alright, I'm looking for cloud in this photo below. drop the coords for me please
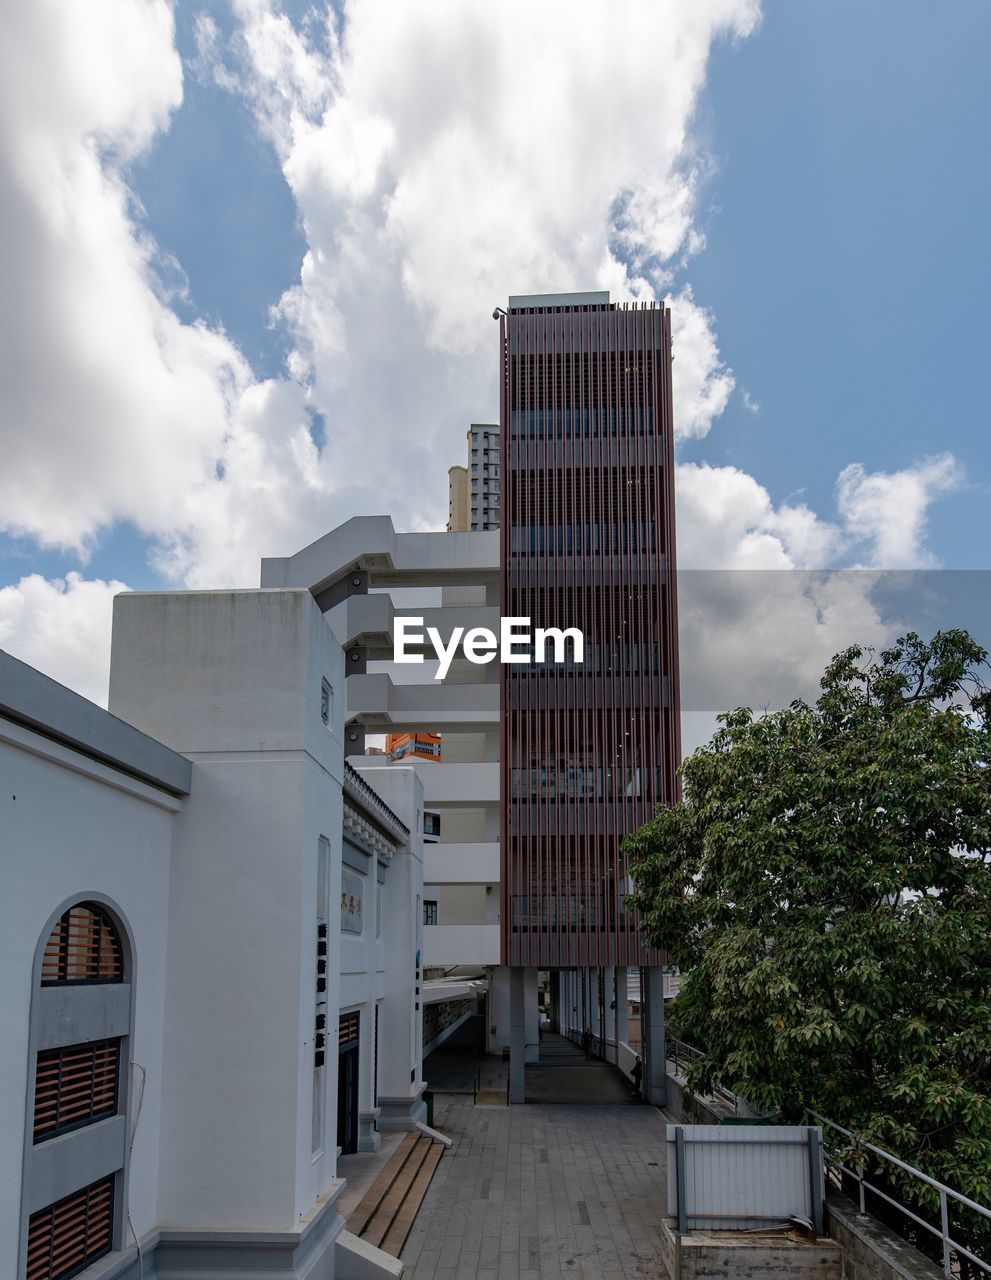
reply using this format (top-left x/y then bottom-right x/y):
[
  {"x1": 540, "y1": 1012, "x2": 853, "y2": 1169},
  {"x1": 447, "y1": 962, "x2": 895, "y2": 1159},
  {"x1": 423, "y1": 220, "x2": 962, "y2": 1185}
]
[
  {"x1": 223, "y1": 0, "x2": 756, "y2": 485},
  {"x1": 836, "y1": 453, "x2": 964, "y2": 569},
  {"x1": 0, "y1": 1, "x2": 966, "y2": 716},
  {"x1": 0, "y1": 573, "x2": 127, "y2": 706}
]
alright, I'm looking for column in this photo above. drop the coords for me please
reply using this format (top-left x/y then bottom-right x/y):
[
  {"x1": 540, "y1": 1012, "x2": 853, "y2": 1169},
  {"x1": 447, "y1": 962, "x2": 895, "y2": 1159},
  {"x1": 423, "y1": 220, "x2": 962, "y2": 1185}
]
[
  {"x1": 550, "y1": 972, "x2": 561, "y2": 1033},
  {"x1": 642, "y1": 965, "x2": 667, "y2": 1107},
  {"x1": 615, "y1": 966, "x2": 629, "y2": 1048},
  {"x1": 524, "y1": 966, "x2": 539, "y2": 1063},
  {"x1": 603, "y1": 966, "x2": 617, "y2": 1064},
  {"x1": 509, "y1": 966, "x2": 525, "y2": 1104}
]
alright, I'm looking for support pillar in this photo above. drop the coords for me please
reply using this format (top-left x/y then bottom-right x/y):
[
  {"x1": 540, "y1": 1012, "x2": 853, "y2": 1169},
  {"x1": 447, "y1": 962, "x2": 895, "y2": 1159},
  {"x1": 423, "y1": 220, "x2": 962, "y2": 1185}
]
[
  {"x1": 615, "y1": 966, "x2": 629, "y2": 1048},
  {"x1": 509, "y1": 966, "x2": 525, "y2": 1104},
  {"x1": 549, "y1": 972, "x2": 561, "y2": 1033},
  {"x1": 642, "y1": 965, "x2": 667, "y2": 1107},
  {"x1": 603, "y1": 967, "x2": 617, "y2": 1063},
  {"x1": 524, "y1": 966, "x2": 539, "y2": 1063}
]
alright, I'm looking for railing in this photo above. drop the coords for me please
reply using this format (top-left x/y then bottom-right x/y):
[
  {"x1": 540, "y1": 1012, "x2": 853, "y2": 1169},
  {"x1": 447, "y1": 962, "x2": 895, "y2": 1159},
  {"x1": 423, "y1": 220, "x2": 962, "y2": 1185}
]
[
  {"x1": 667, "y1": 1036, "x2": 745, "y2": 1116},
  {"x1": 807, "y1": 1109, "x2": 991, "y2": 1278}
]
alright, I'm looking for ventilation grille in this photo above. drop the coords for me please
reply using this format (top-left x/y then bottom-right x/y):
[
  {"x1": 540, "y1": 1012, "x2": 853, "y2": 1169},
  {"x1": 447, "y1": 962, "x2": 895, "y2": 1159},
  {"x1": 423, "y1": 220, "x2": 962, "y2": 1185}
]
[
  {"x1": 339, "y1": 1012, "x2": 360, "y2": 1048},
  {"x1": 34, "y1": 1040, "x2": 120, "y2": 1142},
  {"x1": 26, "y1": 1175, "x2": 113, "y2": 1280},
  {"x1": 41, "y1": 904, "x2": 124, "y2": 985}
]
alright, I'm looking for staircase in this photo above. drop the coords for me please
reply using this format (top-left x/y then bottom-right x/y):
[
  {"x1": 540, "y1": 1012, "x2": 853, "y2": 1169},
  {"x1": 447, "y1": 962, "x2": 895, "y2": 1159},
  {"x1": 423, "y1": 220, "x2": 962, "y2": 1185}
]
[{"x1": 345, "y1": 1133, "x2": 445, "y2": 1258}]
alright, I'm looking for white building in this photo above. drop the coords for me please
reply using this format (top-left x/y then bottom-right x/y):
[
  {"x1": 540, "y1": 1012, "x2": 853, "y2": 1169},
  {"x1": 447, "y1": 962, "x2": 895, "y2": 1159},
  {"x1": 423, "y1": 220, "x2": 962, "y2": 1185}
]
[
  {"x1": 261, "y1": 516, "x2": 540, "y2": 1059},
  {"x1": 1, "y1": 586, "x2": 426, "y2": 1280}
]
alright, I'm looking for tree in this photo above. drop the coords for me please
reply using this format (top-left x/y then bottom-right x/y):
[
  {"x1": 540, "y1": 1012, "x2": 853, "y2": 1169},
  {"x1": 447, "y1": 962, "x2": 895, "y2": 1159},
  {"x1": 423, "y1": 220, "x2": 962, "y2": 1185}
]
[{"x1": 625, "y1": 630, "x2": 991, "y2": 1212}]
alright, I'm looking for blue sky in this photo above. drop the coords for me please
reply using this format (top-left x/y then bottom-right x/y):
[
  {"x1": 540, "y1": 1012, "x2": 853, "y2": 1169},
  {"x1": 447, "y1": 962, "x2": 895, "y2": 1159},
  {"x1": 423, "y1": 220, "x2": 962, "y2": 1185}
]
[
  {"x1": 681, "y1": 0, "x2": 990, "y2": 568},
  {"x1": 1, "y1": 0, "x2": 988, "y2": 701}
]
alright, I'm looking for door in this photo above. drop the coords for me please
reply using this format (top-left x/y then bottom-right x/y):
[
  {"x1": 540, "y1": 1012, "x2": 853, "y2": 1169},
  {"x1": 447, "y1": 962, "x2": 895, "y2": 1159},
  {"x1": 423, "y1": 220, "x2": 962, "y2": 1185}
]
[{"x1": 337, "y1": 1011, "x2": 360, "y2": 1155}]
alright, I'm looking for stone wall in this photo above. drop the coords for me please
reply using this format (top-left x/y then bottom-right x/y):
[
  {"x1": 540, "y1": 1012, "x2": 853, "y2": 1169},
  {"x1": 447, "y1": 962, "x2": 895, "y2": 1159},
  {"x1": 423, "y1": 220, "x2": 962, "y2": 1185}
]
[
  {"x1": 826, "y1": 1194, "x2": 944, "y2": 1280},
  {"x1": 422, "y1": 998, "x2": 473, "y2": 1054}
]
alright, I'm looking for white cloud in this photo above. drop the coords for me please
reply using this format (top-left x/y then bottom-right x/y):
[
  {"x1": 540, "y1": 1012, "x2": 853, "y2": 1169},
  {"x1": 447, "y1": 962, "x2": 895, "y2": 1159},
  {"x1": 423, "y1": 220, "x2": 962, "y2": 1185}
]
[
  {"x1": 225, "y1": 0, "x2": 755, "y2": 484},
  {"x1": 0, "y1": 573, "x2": 127, "y2": 706},
  {"x1": 836, "y1": 453, "x2": 964, "y2": 569},
  {"x1": 0, "y1": 1, "x2": 967, "y2": 714}
]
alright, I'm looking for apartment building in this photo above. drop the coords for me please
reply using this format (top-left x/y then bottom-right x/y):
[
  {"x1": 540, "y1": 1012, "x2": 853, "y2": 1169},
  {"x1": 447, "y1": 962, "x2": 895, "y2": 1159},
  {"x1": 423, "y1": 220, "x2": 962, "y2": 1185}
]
[{"x1": 447, "y1": 423, "x2": 501, "y2": 532}]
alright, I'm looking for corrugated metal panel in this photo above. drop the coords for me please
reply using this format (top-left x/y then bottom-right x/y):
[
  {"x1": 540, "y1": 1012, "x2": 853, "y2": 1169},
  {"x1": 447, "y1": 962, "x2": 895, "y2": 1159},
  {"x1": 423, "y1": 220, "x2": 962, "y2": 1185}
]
[{"x1": 666, "y1": 1125, "x2": 824, "y2": 1231}]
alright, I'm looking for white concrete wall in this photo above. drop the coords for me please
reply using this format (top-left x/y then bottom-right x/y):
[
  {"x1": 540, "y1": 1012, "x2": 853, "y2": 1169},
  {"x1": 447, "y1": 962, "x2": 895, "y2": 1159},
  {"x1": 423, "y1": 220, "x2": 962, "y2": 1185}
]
[
  {"x1": 350, "y1": 767, "x2": 425, "y2": 1130},
  {"x1": 110, "y1": 588, "x2": 346, "y2": 1231},
  {"x1": 0, "y1": 719, "x2": 178, "y2": 1275},
  {"x1": 423, "y1": 924, "x2": 500, "y2": 967}
]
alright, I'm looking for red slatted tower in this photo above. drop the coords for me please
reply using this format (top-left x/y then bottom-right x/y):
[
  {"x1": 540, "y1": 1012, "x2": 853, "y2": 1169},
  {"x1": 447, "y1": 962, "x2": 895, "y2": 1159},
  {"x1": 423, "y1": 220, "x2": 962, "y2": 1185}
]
[{"x1": 499, "y1": 294, "x2": 681, "y2": 969}]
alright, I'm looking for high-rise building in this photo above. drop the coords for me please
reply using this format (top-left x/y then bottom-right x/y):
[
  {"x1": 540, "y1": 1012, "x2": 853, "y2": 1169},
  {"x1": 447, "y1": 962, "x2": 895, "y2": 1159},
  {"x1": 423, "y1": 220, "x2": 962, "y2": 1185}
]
[
  {"x1": 498, "y1": 292, "x2": 682, "y2": 975},
  {"x1": 447, "y1": 423, "x2": 500, "y2": 531},
  {"x1": 386, "y1": 731, "x2": 442, "y2": 763}
]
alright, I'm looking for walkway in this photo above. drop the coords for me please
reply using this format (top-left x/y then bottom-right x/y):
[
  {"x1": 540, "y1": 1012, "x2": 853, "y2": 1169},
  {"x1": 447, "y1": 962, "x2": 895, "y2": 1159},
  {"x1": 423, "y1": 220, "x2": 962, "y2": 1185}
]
[
  {"x1": 424, "y1": 1015, "x2": 490, "y2": 1092},
  {"x1": 400, "y1": 1095, "x2": 668, "y2": 1279},
  {"x1": 525, "y1": 1033, "x2": 637, "y2": 1105}
]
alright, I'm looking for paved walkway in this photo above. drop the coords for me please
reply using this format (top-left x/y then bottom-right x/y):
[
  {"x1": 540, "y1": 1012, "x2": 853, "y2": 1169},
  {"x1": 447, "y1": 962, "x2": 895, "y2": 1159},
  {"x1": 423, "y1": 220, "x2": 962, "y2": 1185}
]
[
  {"x1": 400, "y1": 1096, "x2": 668, "y2": 1279},
  {"x1": 425, "y1": 1016, "x2": 490, "y2": 1092},
  {"x1": 525, "y1": 1033, "x2": 637, "y2": 1105}
]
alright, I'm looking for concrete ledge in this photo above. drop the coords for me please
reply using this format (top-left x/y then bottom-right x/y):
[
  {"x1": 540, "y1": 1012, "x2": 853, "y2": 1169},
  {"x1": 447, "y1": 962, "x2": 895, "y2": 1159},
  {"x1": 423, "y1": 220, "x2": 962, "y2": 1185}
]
[
  {"x1": 826, "y1": 1192, "x2": 944, "y2": 1280},
  {"x1": 336, "y1": 1229, "x2": 404, "y2": 1278},
  {"x1": 0, "y1": 649, "x2": 191, "y2": 796},
  {"x1": 660, "y1": 1217, "x2": 842, "y2": 1280}
]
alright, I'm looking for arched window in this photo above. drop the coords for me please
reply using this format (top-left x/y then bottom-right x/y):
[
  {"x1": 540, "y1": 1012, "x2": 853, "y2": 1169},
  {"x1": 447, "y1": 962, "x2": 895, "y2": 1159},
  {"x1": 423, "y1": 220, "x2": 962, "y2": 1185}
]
[
  {"x1": 21, "y1": 899, "x2": 132, "y2": 1280},
  {"x1": 40, "y1": 902, "x2": 125, "y2": 986}
]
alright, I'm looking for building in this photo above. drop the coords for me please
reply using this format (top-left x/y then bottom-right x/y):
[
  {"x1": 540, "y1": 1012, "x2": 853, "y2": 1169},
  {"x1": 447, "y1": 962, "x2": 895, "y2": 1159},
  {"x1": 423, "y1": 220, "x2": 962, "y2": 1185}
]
[
  {"x1": 386, "y1": 732, "x2": 442, "y2": 763},
  {"x1": 498, "y1": 291, "x2": 682, "y2": 1102},
  {"x1": 261, "y1": 519, "x2": 505, "y2": 1006},
  {"x1": 0, "y1": 588, "x2": 427, "y2": 1280},
  {"x1": 447, "y1": 423, "x2": 500, "y2": 532}
]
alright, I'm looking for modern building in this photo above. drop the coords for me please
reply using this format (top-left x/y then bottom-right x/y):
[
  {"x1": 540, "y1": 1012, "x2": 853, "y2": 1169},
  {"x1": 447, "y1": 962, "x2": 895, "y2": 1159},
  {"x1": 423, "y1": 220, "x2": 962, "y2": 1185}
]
[
  {"x1": 262, "y1": 291, "x2": 681, "y2": 1101},
  {"x1": 1, "y1": 588, "x2": 429, "y2": 1280},
  {"x1": 447, "y1": 423, "x2": 500, "y2": 532},
  {"x1": 386, "y1": 732, "x2": 442, "y2": 763},
  {"x1": 498, "y1": 291, "x2": 682, "y2": 1101},
  {"x1": 261, "y1": 519, "x2": 505, "y2": 997}
]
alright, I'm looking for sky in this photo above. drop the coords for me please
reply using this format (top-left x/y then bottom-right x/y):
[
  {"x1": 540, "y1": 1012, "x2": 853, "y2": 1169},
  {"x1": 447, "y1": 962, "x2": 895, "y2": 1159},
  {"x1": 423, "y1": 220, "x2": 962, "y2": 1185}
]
[{"x1": 0, "y1": 0, "x2": 988, "y2": 713}]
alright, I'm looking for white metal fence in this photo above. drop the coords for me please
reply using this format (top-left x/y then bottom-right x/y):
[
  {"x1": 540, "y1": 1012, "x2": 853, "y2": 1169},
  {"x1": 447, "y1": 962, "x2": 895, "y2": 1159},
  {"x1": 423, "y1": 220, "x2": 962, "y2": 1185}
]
[{"x1": 666, "y1": 1124, "x2": 825, "y2": 1236}]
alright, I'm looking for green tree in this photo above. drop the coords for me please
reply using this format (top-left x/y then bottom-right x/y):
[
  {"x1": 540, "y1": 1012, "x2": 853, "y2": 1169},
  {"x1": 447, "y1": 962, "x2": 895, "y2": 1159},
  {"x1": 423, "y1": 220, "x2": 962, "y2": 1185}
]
[{"x1": 625, "y1": 630, "x2": 991, "y2": 1208}]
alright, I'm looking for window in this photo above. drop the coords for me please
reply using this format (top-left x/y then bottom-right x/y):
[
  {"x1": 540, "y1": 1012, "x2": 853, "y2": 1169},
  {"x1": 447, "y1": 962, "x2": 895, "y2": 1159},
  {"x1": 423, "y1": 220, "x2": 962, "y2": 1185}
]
[
  {"x1": 34, "y1": 1041, "x2": 120, "y2": 1142},
  {"x1": 25, "y1": 900, "x2": 131, "y2": 1280},
  {"x1": 41, "y1": 902, "x2": 123, "y2": 985},
  {"x1": 321, "y1": 680, "x2": 333, "y2": 727},
  {"x1": 423, "y1": 900, "x2": 438, "y2": 926},
  {"x1": 27, "y1": 1176, "x2": 114, "y2": 1280}
]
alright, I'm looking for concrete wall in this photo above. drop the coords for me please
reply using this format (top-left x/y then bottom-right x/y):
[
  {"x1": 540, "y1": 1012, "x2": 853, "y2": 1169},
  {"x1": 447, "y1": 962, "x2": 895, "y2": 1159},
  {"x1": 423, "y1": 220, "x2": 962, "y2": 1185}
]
[
  {"x1": 825, "y1": 1194, "x2": 944, "y2": 1280},
  {"x1": 110, "y1": 588, "x2": 346, "y2": 1231},
  {"x1": 0, "y1": 720, "x2": 178, "y2": 1277},
  {"x1": 659, "y1": 1219, "x2": 841, "y2": 1280},
  {"x1": 422, "y1": 998, "x2": 473, "y2": 1056}
]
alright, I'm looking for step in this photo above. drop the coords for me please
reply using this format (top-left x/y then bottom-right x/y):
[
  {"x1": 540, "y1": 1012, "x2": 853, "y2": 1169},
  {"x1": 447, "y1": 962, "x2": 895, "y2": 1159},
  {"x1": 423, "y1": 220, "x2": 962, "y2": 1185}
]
[
  {"x1": 345, "y1": 1132, "x2": 420, "y2": 1237},
  {"x1": 380, "y1": 1143, "x2": 445, "y2": 1258},
  {"x1": 362, "y1": 1137, "x2": 434, "y2": 1248}
]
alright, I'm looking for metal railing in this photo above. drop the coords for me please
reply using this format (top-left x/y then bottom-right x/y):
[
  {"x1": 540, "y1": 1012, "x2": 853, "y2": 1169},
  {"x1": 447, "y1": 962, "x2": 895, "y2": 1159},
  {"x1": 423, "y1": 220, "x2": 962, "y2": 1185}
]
[
  {"x1": 667, "y1": 1036, "x2": 745, "y2": 1115},
  {"x1": 807, "y1": 1108, "x2": 991, "y2": 1278}
]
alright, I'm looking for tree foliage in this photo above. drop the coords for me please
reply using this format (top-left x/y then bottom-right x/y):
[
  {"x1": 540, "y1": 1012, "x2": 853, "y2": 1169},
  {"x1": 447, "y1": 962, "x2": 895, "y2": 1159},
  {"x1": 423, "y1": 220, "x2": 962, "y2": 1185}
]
[{"x1": 625, "y1": 630, "x2": 991, "y2": 1207}]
